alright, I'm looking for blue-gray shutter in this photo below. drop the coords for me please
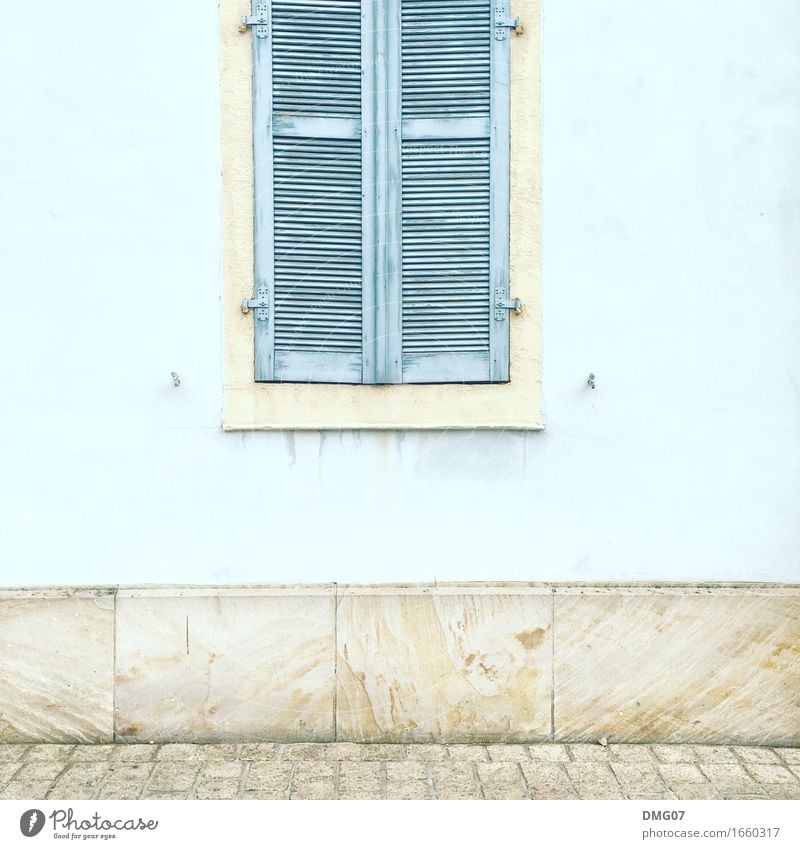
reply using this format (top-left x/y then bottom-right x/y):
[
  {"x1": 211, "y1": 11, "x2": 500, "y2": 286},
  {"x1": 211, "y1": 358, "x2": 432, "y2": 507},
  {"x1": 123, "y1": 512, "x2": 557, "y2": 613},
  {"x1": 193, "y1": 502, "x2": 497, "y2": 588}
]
[
  {"x1": 252, "y1": 0, "x2": 365, "y2": 383},
  {"x1": 249, "y1": 0, "x2": 512, "y2": 384},
  {"x1": 398, "y1": 0, "x2": 511, "y2": 383}
]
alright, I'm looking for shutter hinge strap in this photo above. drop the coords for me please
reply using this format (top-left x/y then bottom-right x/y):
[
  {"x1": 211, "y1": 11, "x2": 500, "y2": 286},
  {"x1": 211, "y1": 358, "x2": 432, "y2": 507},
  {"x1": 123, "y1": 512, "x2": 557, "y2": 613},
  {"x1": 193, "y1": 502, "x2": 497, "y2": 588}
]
[
  {"x1": 494, "y1": 8, "x2": 524, "y2": 41},
  {"x1": 239, "y1": 3, "x2": 269, "y2": 38},
  {"x1": 242, "y1": 287, "x2": 269, "y2": 321},
  {"x1": 494, "y1": 288, "x2": 522, "y2": 321}
]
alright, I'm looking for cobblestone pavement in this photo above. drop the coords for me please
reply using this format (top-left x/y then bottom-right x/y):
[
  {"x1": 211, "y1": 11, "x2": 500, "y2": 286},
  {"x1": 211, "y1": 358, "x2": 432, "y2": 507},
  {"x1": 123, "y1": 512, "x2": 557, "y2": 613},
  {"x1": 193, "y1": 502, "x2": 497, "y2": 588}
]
[{"x1": 1, "y1": 744, "x2": 798, "y2": 801}]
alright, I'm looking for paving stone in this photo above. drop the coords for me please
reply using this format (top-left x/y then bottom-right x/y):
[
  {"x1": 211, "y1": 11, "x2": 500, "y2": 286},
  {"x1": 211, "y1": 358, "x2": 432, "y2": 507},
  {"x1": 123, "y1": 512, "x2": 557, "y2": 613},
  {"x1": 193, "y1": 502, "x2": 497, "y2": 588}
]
[
  {"x1": 520, "y1": 763, "x2": 577, "y2": 799},
  {"x1": 529, "y1": 786, "x2": 580, "y2": 799},
  {"x1": 201, "y1": 761, "x2": 243, "y2": 780},
  {"x1": 281, "y1": 743, "x2": 332, "y2": 761},
  {"x1": 487, "y1": 744, "x2": 530, "y2": 762},
  {"x1": 478, "y1": 762, "x2": 523, "y2": 783},
  {"x1": 608, "y1": 744, "x2": 656, "y2": 762},
  {"x1": 0, "y1": 745, "x2": 30, "y2": 762},
  {"x1": 68, "y1": 745, "x2": 115, "y2": 762},
  {"x1": 155, "y1": 744, "x2": 204, "y2": 761},
  {"x1": 23, "y1": 745, "x2": 75, "y2": 762},
  {"x1": 385, "y1": 780, "x2": 431, "y2": 800},
  {"x1": 194, "y1": 779, "x2": 240, "y2": 799},
  {"x1": 611, "y1": 763, "x2": 668, "y2": 794},
  {"x1": 56, "y1": 763, "x2": 110, "y2": 783},
  {"x1": 658, "y1": 764, "x2": 707, "y2": 785},
  {"x1": 324, "y1": 743, "x2": 365, "y2": 760},
  {"x1": 744, "y1": 764, "x2": 798, "y2": 784},
  {"x1": 198, "y1": 745, "x2": 240, "y2": 760},
  {"x1": 667, "y1": 783, "x2": 718, "y2": 800},
  {"x1": 574, "y1": 783, "x2": 625, "y2": 800},
  {"x1": 431, "y1": 763, "x2": 475, "y2": 784},
  {"x1": 338, "y1": 762, "x2": 381, "y2": 799},
  {"x1": 105, "y1": 763, "x2": 154, "y2": 781},
  {"x1": 476, "y1": 764, "x2": 528, "y2": 799},
  {"x1": 1, "y1": 780, "x2": 55, "y2": 799},
  {"x1": 48, "y1": 784, "x2": 101, "y2": 800},
  {"x1": 448, "y1": 745, "x2": 489, "y2": 762},
  {"x1": 729, "y1": 795, "x2": 771, "y2": 800},
  {"x1": 567, "y1": 744, "x2": 611, "y2": 762},
  {"x1": 407, "y1": 744, "x2": 449, "y2": 762},
  {"x1": 358, "y1": 744, "x2": 408, "y2": 761},
  {"x1": 626, "y1": 791, "x2": 677, "y2": 800},
  {"x1": 693, "y1": 746, "x2": 739, "y2": 763},
  {"x1": 717, "y1": 787, "x2": 769, "y2": 800},
  {"x1": 386, "y1": 761, "x2": 428, "y2": 781},
  {"x1": 565, "y1": 761, "x2": 618, "y2": 787},
  {"x1": 0, "y1": 762, "x2": 23, "y2": 785},
  {"x1": 652, "y1": 745, "x2": 698, "y2": 764},
  {"x1": 339, "y1": 761, "x2": 381, "y2": 781},
  {"x1": 15, "y1": 762, "x2": 66, "y2": 782},
  {"x1": 733, "y1": 747, "x2": 781, "y2": 764},
  {"x1": 96, "y1": 783, "x2": 145, "y2": 800},
  {"x1": 291, "y1": 780, "x2": 336, "y2": 800},
  {"x1": 764, "y1": 783, "x2": 800, "y2": 800},
  {"x1": 143, "y1": 793, "x2": 190, "y2": 800},
  {"x1": 433, "y1": 781, "x2": 481, "y2": 800},
  {"x1": 243, "y1": 789, "x2": 285, "y2": 800},
  {"x1": 528, "y1": 744, "x2": 569, "y2": 763},
  {"x1": 432, "y1": 765, "x2": 481, "y2": 800},
  {"x1": 482, "y1": 781, "x2": 527, "y2": 800},
  {"x1": 292, "y1": 762, "x2": 335, "y2": 781},
  {"x1": 147, "y1": 763, "x2": 200, "y2": 791},
  {"x1": 700, "y1": 762, "x2": 757, "y2": 789},
  {"x1": 239, "y1": 743, "x2": 278, "y2": 760},
  {"x1": 245, "y1": 761, "x2": 292, "y2": 793},
  {"x1": 779, "y1": 749, "x2": 800, "y2": 765},
  {"x1": 111, "y1": 745, "x2": 158, "y2": 762}
]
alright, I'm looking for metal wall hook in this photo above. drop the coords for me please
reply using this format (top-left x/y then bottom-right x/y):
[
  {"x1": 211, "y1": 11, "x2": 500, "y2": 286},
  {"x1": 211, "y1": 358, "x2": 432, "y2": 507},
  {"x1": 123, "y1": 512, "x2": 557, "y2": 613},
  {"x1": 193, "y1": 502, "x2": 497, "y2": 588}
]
[
  {"x1": 171, "y1": 372, "x2": 181, "y2": 388},
  {"x1": 587, "y1": 373, "x2": 596, "y2": 390}
]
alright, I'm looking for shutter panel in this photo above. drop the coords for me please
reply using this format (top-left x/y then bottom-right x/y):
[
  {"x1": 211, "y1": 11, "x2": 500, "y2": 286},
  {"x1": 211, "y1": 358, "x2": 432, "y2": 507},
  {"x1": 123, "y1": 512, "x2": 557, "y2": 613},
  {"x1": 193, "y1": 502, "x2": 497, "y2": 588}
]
[
  {"x1": 248, "y1": 0, "x2": 512, "y2": 385},
  {"x1": 399, "y1": 0, "x2": 511, "y2": 383},
  {"x1": 252, "y1": 0, "x2": 365, "y2": 383}
]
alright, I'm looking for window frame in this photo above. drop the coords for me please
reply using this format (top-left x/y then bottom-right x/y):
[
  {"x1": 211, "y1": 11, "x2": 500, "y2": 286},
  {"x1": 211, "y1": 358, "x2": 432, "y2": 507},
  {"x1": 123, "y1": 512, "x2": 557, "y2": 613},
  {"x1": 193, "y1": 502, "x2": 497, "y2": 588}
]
[{"x1": 220, "y1": 0, "x2": 542, "y2": 429}]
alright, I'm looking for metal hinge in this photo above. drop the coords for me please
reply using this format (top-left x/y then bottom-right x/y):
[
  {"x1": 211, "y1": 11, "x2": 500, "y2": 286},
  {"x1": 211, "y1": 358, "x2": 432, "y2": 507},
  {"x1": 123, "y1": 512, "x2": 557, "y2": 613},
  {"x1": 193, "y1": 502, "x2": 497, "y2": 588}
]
[
  {"x1": 494, "y1": 5, "x2": 524, "y2": 41},
  {"x1": 242, "y1": 287, "x2": 269, "y2": 321},
  {"x1": 239, "y1": 3, "x2": 269, "y2": 38},
  {"x1": 494, "y1": 288, "x2": 522, "y2": 321}
]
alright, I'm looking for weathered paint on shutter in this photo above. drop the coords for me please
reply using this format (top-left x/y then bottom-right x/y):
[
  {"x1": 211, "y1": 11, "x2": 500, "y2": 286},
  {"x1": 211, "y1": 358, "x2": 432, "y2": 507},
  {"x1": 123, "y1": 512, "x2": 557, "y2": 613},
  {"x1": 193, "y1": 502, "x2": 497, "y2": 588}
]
[
  {"x1": 253, "y1": 0, "x2": 364, "y2": 383},
  {"x1": 361, "y1": 0, "x2": 403, "y2": 384},
  {"x1": 398, "y1": 0, "x2": 511, "y2": 383},
  {"x1": 250, "y1": 0, "x2": 512, "y2": 385}
]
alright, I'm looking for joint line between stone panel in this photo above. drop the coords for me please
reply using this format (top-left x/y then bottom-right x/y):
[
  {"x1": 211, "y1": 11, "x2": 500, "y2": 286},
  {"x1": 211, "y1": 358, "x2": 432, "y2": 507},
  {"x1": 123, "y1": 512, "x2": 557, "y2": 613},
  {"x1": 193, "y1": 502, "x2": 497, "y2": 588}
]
[
  {"x1": 112, "y1": 585, "x2": 119, "y2": 744},
  {"x1": 550, "y1": 586, "x2": 555, "y2": 743},
  {"x1": 333, "y1": 581, "x2": 338, "y2": 742}
]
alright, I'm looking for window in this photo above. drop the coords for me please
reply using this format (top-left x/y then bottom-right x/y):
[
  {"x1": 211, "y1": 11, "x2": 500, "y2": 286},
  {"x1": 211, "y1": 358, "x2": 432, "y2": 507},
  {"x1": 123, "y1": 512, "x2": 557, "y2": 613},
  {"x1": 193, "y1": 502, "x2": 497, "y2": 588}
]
[{"x1": 221, "y1": 0, "x2": 541, "y2": 427}]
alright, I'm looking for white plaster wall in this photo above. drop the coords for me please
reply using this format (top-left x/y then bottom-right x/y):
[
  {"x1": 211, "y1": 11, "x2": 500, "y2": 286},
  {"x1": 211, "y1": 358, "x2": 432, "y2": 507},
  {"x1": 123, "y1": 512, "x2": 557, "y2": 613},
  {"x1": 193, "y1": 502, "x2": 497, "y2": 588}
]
[{"x1": 0, "y1": 1, "x2": 798, "y2": 584}]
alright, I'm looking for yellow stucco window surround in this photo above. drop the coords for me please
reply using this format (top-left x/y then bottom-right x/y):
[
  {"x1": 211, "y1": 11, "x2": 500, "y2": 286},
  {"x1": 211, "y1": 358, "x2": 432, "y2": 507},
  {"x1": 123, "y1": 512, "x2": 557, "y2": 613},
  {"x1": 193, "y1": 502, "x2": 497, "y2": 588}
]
[{"x1": 219, "y1": 0, "x2": 542, "y2": 430}]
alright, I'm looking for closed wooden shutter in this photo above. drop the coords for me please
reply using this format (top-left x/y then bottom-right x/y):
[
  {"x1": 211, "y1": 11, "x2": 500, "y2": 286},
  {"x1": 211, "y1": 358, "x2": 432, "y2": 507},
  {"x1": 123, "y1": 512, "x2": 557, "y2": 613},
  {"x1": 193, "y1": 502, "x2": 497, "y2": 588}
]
[
  {"x1": 399, "y1": 0, "x2": 510, "y2": 383},
  {"x1": 253, "y1": 0, "x2": 364, "y2": 383},
  {"x1": 248, "y1": 0, "x2": 512, "y2": 383}
]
